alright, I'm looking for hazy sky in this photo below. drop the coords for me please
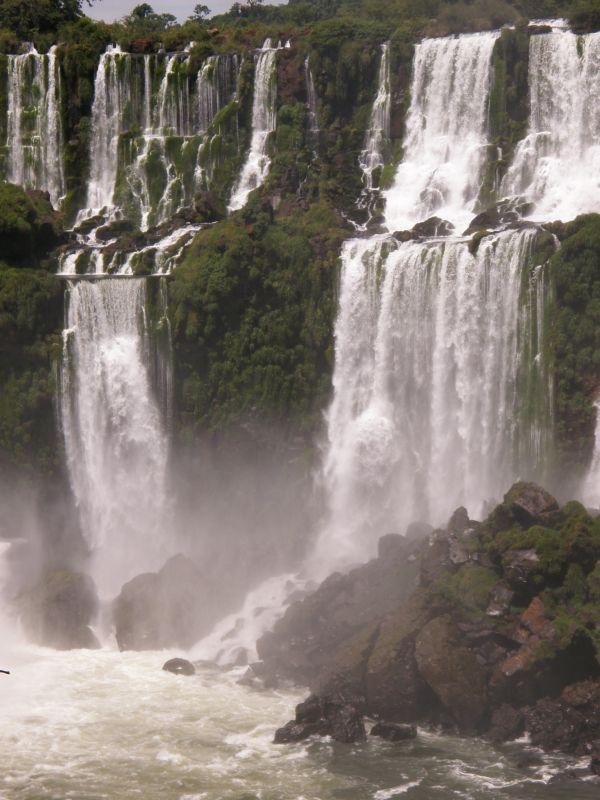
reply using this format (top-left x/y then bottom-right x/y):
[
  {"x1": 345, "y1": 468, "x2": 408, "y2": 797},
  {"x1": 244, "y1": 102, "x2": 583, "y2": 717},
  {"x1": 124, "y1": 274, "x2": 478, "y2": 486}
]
[{"x1": 87, "y1": 0, "x2": 286, "y2": 23}]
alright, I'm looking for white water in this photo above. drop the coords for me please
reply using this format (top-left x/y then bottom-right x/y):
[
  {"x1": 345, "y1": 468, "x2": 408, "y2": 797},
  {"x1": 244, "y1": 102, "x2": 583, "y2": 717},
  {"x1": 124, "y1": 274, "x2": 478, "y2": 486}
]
[
  {"x1": 501, "y1": 30, "x2": 600, "y2": 220},
  {"x1": 5, "y1": 45, "x2": 65, "y2": 206},
  {"x1": 229, "y1": 39, "x2": 278, "y2": 211},
  {"x1": 384, "y1": 32, "x2": 499, "y2": 233},
  {"x1": 360, "y1": 43, "x2": 391, "y2": 194},
  {"x1": 314, "y1": 228, "x2": 551, "y2": 569},
  {"x1": 305, "y1": 56, "x2": 319, "y2": 143},
  {"x1": 582, "y1": 400, "x2": 600, "y2": 508},
  {"x1": 60, "y1": 279, "x2": 170, "y2": 596}
]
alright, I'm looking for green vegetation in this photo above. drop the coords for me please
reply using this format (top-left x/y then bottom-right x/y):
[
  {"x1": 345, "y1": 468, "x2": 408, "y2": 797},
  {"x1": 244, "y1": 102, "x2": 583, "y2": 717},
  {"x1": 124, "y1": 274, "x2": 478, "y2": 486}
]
[
  {"x1": 170, "y1": 198, "x2": 346, "y2": 436},
  {"x1": 547, "y1": 214, "x2": 600, "y2": 485},
  {"x1": 0, "y1": 183, "x2": 63, "y2": 474}
]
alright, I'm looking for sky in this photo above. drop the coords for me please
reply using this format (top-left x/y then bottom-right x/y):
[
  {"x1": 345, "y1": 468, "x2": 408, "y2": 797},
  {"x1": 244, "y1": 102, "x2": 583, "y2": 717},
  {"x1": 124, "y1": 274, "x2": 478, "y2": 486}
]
[{"x1": 86, "y1": 0, "x2": 286, "y2": 23}]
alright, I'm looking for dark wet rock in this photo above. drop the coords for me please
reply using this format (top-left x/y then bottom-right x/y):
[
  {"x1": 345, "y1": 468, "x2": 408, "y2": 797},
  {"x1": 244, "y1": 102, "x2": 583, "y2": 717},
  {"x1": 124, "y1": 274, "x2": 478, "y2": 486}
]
[
  {"x1": 502, "y1": 549, "x2": 540, "y2": 592},
  {"x1": 377, "y1": 533, "x2": 406, "y2": 561},
  {"x1": 486, "y1": 583, "x2": 515, "y2": 617},
  {"x1": 513, "y1": 751, "x2": 545, "y2": 769},
  {"x1": 524, "y1": 681, "x2": 600, "y2": 755},
  {"x1": 591, "y1": 742, "x2": 600, "y2": 775},
  {"x1": 370, "y1": 721, "x2": 417, "y2": 741},
  {"x1": 114, "y1": 554, "x2": 215, "y2": 651},
  {"x1": 274, "y1": 692, "x2": 366, "y2": 744},
  {"x1": 487, "y1": 704, "x2": 525, "y2": 743},
  {"x1": 257, "y1": 541, "x2": 420, "y2": 687},
  {"x1": 74, "y1": 213, "x2": 105, "y2": 235},
  {"x1": 194, "y1": 190, "x2": 226, "y2": 222},
  {"x1": 412, "y1": 216, "x2": 455, "y2": 238},
  {"x1": 238, "y1": 661, "x2": 279, "y2": 690},
  {"x1": 419, "y1": 529, "x2": 452, "y2": 585},
  {"x1": 463, "y1": 200, "x2": 535, "y2": 236},
  {"x1": 95, "y1": 218, "x2": 135, "y2": 242},
  {"x1": 414, "y1": 615, "x2": 488, "y2": 732},
  {"x1": 365, "y1": 593, "x2": 435, "y2": 723},
  {"x1": 405, "y1": 521, "x2": 434, "y2": 543},
  {"x1": 162, "y1": 657, "x2": 195, "y2": 676},
  {"x1": 503, "y1": 482, "x2": 560, "y2": 527},
  {"x1": 19, "y1": 570, "x2": 99, "y2": 650}
]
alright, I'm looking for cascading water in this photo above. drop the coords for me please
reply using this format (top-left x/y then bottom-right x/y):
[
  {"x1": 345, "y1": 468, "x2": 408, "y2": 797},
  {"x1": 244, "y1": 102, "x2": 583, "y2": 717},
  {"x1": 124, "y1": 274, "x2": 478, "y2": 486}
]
[
  {"x1": 60, "y1": 278, "x2": 170, "y2": 596},
  {"x1": 359, "y1": 42, "x2": 391, "y2": 194},
  {"x1": 501, "y1": 29, "x2": 600, "y2": 220},
  {"x1": 582, "y1": 401, "x2": 600, "y2": 508},
  {"x1": 312, "y1": 228, "x2": 551, "y2": 569},
  {"x1": 229, "y1": 39, "x2": 278, "y2": 211},
  {"x1": 304, "y1": 56, "x2": 319, "y2": 143},
  {"x1": 384, "y1": 31, "x2": 499, "y2": 233},
  {"x1": 5, "y1": 45, "x2": 65, "y2": 207}
]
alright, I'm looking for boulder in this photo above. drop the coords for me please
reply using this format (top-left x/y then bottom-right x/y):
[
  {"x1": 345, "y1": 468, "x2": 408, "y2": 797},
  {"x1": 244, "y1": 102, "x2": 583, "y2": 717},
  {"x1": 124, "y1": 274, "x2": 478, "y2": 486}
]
[
  {"x1": 162, "y1": 657, "x2": 195, "y2": 676},
  {"x1": 486, "y1": 582, "x2": 515, "y2": 617},
  {"x1": 370, "y1": 721, "x2": 417, "y2": 741},
  {"x1": 414, "y1": 615, "x2": 488, "y2": 732},
  {"x1": 114, "y1": 554, "x2": 213, "y2": 651},
  {"x1": 524, "y1": 681, "x2": 600, "y2": 754},
  {"x1": 503, "y1": 482, "x2": 560, "y2": 527},
  {"x1": 257, "y1": 542, "x2": 420, "y2": 687},
  {"x1": 274, "y1": 692, "x2": 366, "y2": 744},
  {"x1": 95, "y1": 219, "x2": 135, "y2": 242},
  {"x1": 19, "y1": 570, "x2": 99, "y2": 650},
  {"x1": 486, "y1": 704, "x2": 525, "y2": 743},
  {"x1": 411, "y1": 216, "x2": 455, "y2": 238}
]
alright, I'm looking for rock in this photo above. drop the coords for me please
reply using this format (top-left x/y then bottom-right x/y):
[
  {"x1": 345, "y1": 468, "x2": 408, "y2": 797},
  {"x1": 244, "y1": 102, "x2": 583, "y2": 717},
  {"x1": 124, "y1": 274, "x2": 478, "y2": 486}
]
[
  {"x1": 524, "y1": 681, "x2": 600, "y2": 755},
  {"x1": 74, "y1": 213, "x2": 105, "y2": 235},
  {"x1": 502, "y1": 549, "x2": 540, "y2": 593},
  {"x1": 419, "y1": 529, "x2": 452, "y2": 585},
  {"x1": 411, "y1": 216, "x2": 455, "y2": 238},
  {"x1": 113, "y1": 554, "x2": 214, "y2": 651},
  {"x1": 414, "y1": 615, "x2": 488, "y2": 732},
  {"x1": 19, "y1": 570, "x2": 100, "y2": 650},
  {"x1": 463, "y1": 201, "x2": 535, "y2": 236},
  {"x1": 513, "y1": 751, "x2": 545, "y2": 769},
  {"x1": 370, "y1": 721, "x2": 417, "y2": 741},
  {"x1": 238, "y1": 661, "x2": 279, "y2": 689},
  {"x1": 377, "y1": 533, "x2": 407, "y2": 561},
  {"x1": 194, "y1": 190, "x2": 226, "y2": 222},
  {"x1": 447, "y1": 507, "x2": 471, "y2": 535},
  {"x1": 257, "y1": 545, "x2": 419, "y2": 687},
  {"x1": 274, "y1": 692, "x2": 366, "y2": 744},
  {"x1": 162, "y1": 657, "x2": 195, "y2": 676},
  {"x1": 365, "y1": 592, "x2": 435, "y2": 723},
  {"x1": 486, "y1": 582, "x2": 515, "y2": 617},
  {"x1": 95, "y1": 219, "x2": 135, "y2": 242},
  {"x1": 503, "y1": 482, "x2": 560, "y2": 527},
  {"x1": 591, "y1": 742, "x2": 600, "y2": 775},
  {"x1": 405, "y1": 521, "x2": 434, "y2": 543},
  {"x1": 487, "y1": 704, "x2": 525, "y2": 743}
]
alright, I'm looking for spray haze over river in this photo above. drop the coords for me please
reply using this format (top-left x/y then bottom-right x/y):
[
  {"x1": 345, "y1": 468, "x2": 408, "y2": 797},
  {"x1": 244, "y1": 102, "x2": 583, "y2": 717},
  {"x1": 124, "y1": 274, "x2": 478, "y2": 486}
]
[{"x1": 1, "y1": 10, "x2": 600, "y2": 800}]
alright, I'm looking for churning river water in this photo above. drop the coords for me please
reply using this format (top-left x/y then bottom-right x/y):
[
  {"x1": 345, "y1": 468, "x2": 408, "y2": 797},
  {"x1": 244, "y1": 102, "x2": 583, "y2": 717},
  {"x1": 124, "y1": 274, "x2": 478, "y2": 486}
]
[{"x1": 1, "y1": 645, "x2": 598, "y2": 800}]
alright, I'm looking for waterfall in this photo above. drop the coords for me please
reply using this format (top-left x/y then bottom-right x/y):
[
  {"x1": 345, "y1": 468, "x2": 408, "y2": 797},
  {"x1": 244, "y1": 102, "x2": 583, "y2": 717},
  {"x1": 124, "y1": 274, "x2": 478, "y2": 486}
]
[
  {"x1": 314, "y1": 227, "x2": 549, "y2": 568},
  {"x1": 5, "y1": 45, "x2": 65, "y2": 207},
  {"x1": 501, "y1": 29, "x2": 600, "y2": 220},
  {"x1": 82, "y1": 46, "x2": 240, "y2": 229},
  {"x1": 304, "y1": 56, "x2": 319, "y2": 143},
  {"x1": 583, "y1": 401, "x2": 600, "y2": 508},
  {"x1": 359, "y1": 42, "x2": 391, "y2": 194},
  {"x1": 60, "y1": 278, "x2": 170, "y2": 595},
  {"x1": 384, "y1": 31, "x2": 499, "y2": 233},
  {"x1": 228, "y1": 39, "x2": 278, "y2": 212}
]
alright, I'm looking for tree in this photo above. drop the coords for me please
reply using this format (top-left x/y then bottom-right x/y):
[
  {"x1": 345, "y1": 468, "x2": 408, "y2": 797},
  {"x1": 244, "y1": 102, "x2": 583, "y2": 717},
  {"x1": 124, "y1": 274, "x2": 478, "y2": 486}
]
[
  {"x1": 0, "y1": 0, "x2": 90, "y2": 37},
  {"x1": 124, "y1": 3, "x2": 177, "y2": 30},
  {"x1": 189, "y1": 3, "x2": 210, "y2": 21}
]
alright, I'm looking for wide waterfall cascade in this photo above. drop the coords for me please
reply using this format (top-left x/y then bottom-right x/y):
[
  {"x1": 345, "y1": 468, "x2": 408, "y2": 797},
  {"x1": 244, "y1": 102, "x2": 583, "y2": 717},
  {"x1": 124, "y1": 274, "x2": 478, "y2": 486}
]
[
  {"x1": 82, "y1": 45, "x2": 240, "y2": 229},
  {"x1": 359, "y1": 42, "x2": 391, "y2": 195},
  {"x1": 384, "y1": 31, "x2": 499, "y2": 232},
  {"x1": 5, "y1": 45, "x2": 65, "y2": 206},
  {"x1": 60, "y1": 279, "x2": 171, "y2": 596},
  {"x1": 501, "y1": 29, "x2": 600, "y2": 220},
  {"x1": 229, "y1": 39, "x2": 279, "y2": 212},
  {"x1": 312, "y1": 227, "x2": 551, "y2": 571}
]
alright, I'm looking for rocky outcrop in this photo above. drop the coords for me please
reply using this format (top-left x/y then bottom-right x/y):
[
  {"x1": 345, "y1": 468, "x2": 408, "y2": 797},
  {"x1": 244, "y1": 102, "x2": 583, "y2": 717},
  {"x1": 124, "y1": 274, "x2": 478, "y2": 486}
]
[
  {"x1": 113, "y1": 555, "x2": 213, "y2": 651},
  {"x1": 19, "y1": 570, "x2": 99, "y2": 649},
  {"x1": 274, "y1": 692, "x2": 366, "y2": 744},
  {"x1": 264, "y1": 483, "x2": 600, "y2": 767},
  {"x1": 370, "y1": 721, "x2": 417, "y2": 741}
]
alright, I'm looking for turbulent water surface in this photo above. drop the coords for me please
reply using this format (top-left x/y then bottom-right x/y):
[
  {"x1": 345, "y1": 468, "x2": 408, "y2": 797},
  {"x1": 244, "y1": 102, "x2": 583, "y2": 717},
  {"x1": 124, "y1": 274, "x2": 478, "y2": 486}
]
[{"x1": 0, "y1": 645, "x2": 596, "y2": 800}]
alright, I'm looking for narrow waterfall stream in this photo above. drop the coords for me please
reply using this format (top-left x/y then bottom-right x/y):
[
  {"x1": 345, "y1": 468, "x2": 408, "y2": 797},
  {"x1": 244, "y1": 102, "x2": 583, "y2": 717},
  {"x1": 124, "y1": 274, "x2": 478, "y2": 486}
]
[
  {"x1": 229, "y1": 39, "x2": 279, "y2": 211},
  {"x1": 359, "y1": 42, "x2": 391, "y2": 194}
]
